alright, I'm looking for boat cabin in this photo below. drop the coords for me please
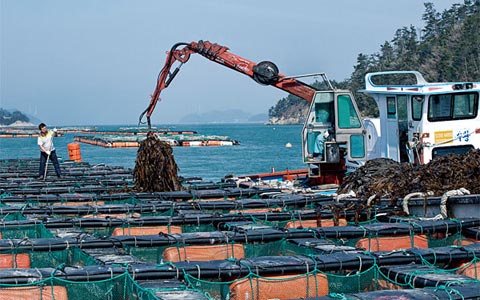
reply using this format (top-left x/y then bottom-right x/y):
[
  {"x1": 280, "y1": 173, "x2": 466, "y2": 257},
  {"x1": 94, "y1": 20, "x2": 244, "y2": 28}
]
[
  {"x1": 360, "y1": 71, "x2": 480, "y2": 164},
  {"x1": 301, "y1": 89, "x2": 366, "y2": 178}
]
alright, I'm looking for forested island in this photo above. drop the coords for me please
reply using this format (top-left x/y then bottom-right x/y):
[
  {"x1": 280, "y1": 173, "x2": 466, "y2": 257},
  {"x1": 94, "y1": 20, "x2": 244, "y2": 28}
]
[
  {"x1": 0, "y1": 109, "x2": 32, "y2": 126},
  {"x1": 268, "y1": 1, "x2": 479, "y2": 124}
]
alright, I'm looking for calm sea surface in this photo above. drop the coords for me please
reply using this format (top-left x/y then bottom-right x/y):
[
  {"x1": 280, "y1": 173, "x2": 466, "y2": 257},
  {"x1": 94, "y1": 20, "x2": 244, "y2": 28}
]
[{"x1": 0, "y1": 124, "x2": 306, "y2": 181}]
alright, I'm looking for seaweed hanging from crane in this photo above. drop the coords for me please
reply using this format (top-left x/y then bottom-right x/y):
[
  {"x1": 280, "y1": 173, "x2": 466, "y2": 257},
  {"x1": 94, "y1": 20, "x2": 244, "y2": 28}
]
[{"x1": 133, "y1": 132, "x2": 182, "y2": 192}]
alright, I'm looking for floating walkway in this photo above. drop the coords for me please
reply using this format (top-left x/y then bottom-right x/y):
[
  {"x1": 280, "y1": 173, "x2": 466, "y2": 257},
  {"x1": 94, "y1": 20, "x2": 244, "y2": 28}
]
[
  {"x1": 0, "y1": 158, "x2": 478, "y2": 299},
  {"x1": 0, "y1": 126, "x2": 239, "y2": 147},
  {"x1": 0, "y1": 128, "x2": 64, "y2": 138},
  {"x1": 67, "y1": 128, "x2": 197, "y2": 135},
  {"x1": 0, "y1": 126, "x2": 194, "y2": 138},
  {"x1": 74, "y1": 134, "x2": 239, "y2": 148}
]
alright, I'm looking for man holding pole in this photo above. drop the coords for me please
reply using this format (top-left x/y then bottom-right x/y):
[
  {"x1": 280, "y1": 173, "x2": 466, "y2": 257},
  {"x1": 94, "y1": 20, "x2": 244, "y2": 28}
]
[{"x1": 37, "y1": 123, "x2": 62, "y2": 180}]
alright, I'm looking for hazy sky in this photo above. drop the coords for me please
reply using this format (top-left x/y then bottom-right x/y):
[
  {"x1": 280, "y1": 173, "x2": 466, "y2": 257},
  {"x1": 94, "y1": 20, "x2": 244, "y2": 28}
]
[{"x1": 1, "y1": 0, "x2": 461, "y2": 126}]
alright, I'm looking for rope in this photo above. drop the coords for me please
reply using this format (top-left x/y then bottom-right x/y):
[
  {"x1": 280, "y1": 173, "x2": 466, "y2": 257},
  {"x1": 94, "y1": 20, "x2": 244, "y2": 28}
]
[
  {"x1": 402, "y1": 191, "x2": 434, "y2": 215},
  {"x1": 419, "y1": 188, "x2": 470, "y2": 220},
  {"x1": 328, "y1": 293, "x2": 348, "y2": 299},
  {"x1": 335, "y1": 190, "x2": 356, "y2": 202},
  {"x1": 366, "y1": 194, "x2": 379, "y2": 207},
  {"x1": 440, "y1": 188, "x2": 470, "y2": 219}
]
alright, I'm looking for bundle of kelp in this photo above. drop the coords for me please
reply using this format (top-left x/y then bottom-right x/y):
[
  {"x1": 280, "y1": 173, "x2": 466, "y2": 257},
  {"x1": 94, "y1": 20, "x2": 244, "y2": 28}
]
[
  {"x1": 133, "y1": 133, "x2": 182, "y2": 192},
  {"x1": 338, "y1": 149, "x2": 480, "y2": 201}
]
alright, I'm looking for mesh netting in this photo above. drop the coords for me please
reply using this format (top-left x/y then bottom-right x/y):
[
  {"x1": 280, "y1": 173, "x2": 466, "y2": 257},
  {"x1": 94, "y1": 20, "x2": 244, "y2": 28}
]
[
  {"x1": 0, "y1": 272, "x2": 159, "y2": 300},
  {"x1": 0, "y1": 248, "x2": 98, "y2": 269},
  {"x1": 184, "y1": 267, "x2": 376, "y2": 300},
  {"x1": 0, "y1": 218, "x2": 54, "y2": 239}
]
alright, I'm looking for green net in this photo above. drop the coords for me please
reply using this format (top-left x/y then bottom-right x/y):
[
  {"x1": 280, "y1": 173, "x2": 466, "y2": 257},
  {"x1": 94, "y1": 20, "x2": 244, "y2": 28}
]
[
  {"x1": 326, "y1": 265, "x2": 378, "y2": 294},
  {"x1": 0, "y1": 248, "x2": 98, "y2": 269},
  {"x1": 183, "y1": 257, "x2": 480, "y2": 300},
  {"x1": 183, "y1": 266, "x2": 378, "y2": 300},
  {"x1": 0, "y1": 272, "x2": 159, "y2": 300},
  {"x1": 86, "y1": 222, "x2": 217, "y2": 238},
  {"x1": 0, "y1": 221, "x2": 54, "y2": 239},
  {"x1": 243, "y1": 240, "x2": 287, "y2": 257},
  {"x1": 126, "y1": 242, "x2": 245, "y2": 264}
]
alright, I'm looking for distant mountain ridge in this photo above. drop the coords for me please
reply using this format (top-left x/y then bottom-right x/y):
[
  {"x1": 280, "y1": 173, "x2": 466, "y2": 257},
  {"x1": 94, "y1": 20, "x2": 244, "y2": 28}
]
[
  {"x1": 0, "y1": 108, "x2": 36, "y2": 126},
  {"x1": 179, "y1": 109, "x2": 268, "y2": 124}
]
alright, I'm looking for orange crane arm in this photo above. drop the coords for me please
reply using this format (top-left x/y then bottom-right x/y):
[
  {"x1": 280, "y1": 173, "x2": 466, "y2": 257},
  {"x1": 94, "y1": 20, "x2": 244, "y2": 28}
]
[{"x1": 140, "y1": 40, "x2": 317, "y2": 127}]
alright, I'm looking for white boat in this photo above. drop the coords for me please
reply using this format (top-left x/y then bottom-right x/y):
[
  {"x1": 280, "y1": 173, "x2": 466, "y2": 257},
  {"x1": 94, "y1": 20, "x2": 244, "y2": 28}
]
[{"x1": 359, "y1": 70, "x2": 480, "y2": 164}]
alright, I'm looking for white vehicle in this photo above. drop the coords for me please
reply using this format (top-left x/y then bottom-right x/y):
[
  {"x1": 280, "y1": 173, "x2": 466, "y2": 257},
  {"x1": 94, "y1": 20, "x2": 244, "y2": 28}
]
[
  {"x1": 360, "y1": 71, "x2": 479, "y2": 164},
  {"x1": 301, "y1": 85, "x2": 367, "y2": 178},
  {"x1": 144, "y1": 40, "x2": 478, "y2": 184}
]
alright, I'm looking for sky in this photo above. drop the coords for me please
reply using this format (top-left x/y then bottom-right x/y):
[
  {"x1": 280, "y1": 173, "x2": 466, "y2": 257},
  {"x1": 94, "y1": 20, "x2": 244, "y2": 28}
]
[{"x1": 1, "y1": 0, "x2": 462, "y2": 126}]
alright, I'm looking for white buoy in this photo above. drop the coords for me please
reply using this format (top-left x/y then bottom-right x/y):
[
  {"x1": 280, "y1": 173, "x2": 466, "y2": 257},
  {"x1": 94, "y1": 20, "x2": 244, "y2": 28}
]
[{"x1": 285, "y1": 142, "x2": 292, "y2": 148}]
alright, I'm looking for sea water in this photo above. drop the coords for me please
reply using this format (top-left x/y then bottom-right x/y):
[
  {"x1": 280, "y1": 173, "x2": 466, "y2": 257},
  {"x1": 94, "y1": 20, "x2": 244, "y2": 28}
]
[{"x1": 0, "y1": 123, "x2": 306, "y2": 181}]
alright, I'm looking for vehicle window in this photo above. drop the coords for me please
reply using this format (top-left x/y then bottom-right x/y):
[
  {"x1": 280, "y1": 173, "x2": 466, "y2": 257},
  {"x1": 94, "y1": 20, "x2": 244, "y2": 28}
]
[
  {"x1": 315, "y1": 103, "x2": 333, "y2": 124},
  {"x1": 411, "y1": 96, "x2": 423, "y2": 121},
  {"x1": 337, "y1": 95, "x2": 361, "y2": 129},
  {"x1": 453, "y1": 93, "x2": 476, "y2": 118},
  {"x1": 350, "y1": 135, "x2": 365, "y2": 158},
  {"x1": 387, "y1": 96, "x2": 396, "y2": 118},
  {"x1": 428, "y1": 92, "x2": 478, "y2": 122}
]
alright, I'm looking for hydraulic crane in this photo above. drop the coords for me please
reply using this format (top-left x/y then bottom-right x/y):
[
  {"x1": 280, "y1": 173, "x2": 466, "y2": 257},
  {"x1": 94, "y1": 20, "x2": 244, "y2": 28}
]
[
  {"x1": 140, "y1": 40, "x2": 366, "y2": 183},
  {"x1": 139, "y1": 40, "x2": 318, "y2": 128}
]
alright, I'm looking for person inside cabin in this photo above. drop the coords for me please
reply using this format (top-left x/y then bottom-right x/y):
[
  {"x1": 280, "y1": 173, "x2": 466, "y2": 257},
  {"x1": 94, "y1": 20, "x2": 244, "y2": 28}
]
[
  {"x1": 312, "y1": 101, "x2": 335, "y2": 159},
  {"x1": 37, "y1": 123, "x2": 62, "y2": 179},
  {"x1": 313, "y1": 131, "x2": 329, "y2": 159}
]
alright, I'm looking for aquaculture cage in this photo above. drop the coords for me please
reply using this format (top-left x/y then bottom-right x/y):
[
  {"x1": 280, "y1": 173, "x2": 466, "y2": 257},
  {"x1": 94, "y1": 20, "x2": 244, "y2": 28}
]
[
  {"x1": 1, "y1": 158, "x2": 480, "y2": 299},
  {"x1": 177, "y1": 244, "x2": 480, "y2": 299},
  {"x1": 182, "y1": 261, "x2": 377, "y2": 299},
  {"x1": 0, "y1": 271, "x2": 160, "y2": 300},
  {"x1": 0, "y1": 231, "x2": 99, "y2": 269},
  {"x1": 0, "y1": 214, "x2": 54, "y2": 239}
]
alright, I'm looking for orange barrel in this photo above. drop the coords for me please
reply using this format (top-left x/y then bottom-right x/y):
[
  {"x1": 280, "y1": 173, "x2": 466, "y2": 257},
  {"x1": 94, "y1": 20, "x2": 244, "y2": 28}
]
[
  {"x1": 229, "y1": 273, "x2": 329, "y2": 300},
  {"x1": 285, "y1": 218, "x2": 347, "y2": 229},
  {"x1": 355, "y1": 234, "x2": 429, "y2": 252},
  {"x1": 67, "y1": 143, "x2": 82, "y2": 162},
  {"x1": 111, "y1": 225, "x2": 182, "y2": 236},
  {"x1": 457, "y1": 261, "x2": 479, "y2": 279},
  {"x1": 162, "y1": 244, "x2": 245, "y2": 262},
  {"x1": 0, "y1": 253, "x2": 30, "y2": 268},
  {"x1": 206, "y1": 140, "x2": 222, "y2": 146},
  {"x1": 0, "y1": 286, "x2": 68, "y2": 300},
  {"x1": 229, "y1": 207, "x2": 282, "y2": 214}
]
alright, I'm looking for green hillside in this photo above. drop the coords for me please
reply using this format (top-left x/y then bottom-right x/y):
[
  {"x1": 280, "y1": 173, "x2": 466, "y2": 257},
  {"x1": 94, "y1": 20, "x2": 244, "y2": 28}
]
[{"x1": 269, "y1": 1, "x2": 479, "y2": 123}]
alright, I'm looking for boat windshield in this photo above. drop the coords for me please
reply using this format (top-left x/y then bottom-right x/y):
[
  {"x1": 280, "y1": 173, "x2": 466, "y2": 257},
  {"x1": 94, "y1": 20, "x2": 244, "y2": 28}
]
[{"x1": 427, "y1": 92, "x2": 478, "y2": 122}]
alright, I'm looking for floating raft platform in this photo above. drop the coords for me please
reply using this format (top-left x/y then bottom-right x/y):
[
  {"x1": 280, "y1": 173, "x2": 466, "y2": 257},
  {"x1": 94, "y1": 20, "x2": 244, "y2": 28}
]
[
  {"x1": 0, "y1": 158, "x2": 479, "y2": 299},
  {"x1": 0, "y1": 128, "x2": 64, "y2": 138},
  {"x1": 0, "y1": 126, "x2": 239, "y2": 148},
  {"x1": 0, "y1": 126, "x2": 193, "y2": 138},
  {"x1": 74, "y1": 134, "x2": 239, "y2": 147},
  {"x1": 65, "y1": 129, "x2": 197, "y2": 135}
]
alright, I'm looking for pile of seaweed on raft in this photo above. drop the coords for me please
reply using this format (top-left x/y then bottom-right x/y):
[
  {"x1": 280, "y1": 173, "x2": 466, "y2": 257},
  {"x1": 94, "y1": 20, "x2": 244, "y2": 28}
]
[{"x1": 337, "y1": 149, "x2": 480, "y2": 202}]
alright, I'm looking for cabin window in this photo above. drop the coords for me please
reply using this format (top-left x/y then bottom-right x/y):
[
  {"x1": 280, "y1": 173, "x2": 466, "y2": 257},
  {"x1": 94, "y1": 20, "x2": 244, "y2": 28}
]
[
  {"x1": 350, "y1": 134, "x2": 365, "y2": 158},
  {"x1": 315, "y1": 103, "x2": 333, "y2": 124},
  {"x1": 453, "y1": 93, "x2": 476, "y2": 118},
  {"x1": 411, "y1": 96, "x2": 423, "y2": 121},
  {"x1": 387, "y1": 97, "x2": 396, "y2": 118},
  {"x1": 428, "y1": 92, "x2": 478, "y2": 122},
  {"x1": 337, "y1": 95, "x2": 361, "y2": 129}
]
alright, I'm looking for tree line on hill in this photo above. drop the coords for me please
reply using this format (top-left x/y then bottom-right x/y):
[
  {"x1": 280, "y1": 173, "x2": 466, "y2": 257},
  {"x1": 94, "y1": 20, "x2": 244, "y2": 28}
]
[{"x1": 269, "y1": 1, "x2": 480, "y2": 123}]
